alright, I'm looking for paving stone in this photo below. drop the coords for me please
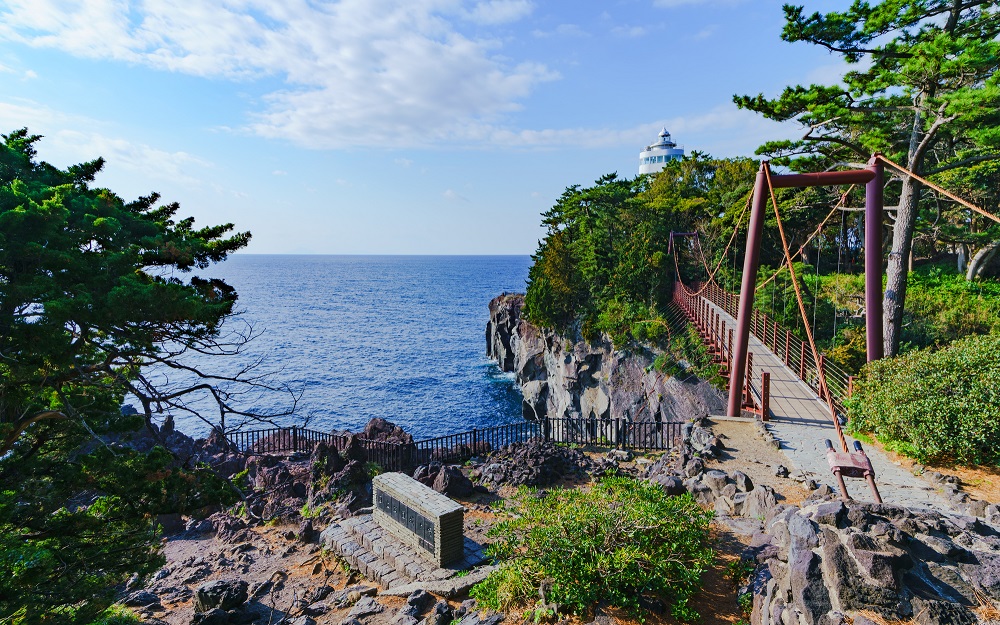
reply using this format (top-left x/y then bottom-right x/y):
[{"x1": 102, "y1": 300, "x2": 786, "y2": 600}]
[
  {"x1": 321, "y1": 514, "x2": 490, "y2": 588},
  {"x1": 379, "y1": 566, "x2": 499, "y2": 599}
]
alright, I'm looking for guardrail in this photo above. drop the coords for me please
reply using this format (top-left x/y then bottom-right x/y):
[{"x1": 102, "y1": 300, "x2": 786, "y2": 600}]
[
  {"x1": 227, "y1": 417, "x2": 684, "y2": 471},
  {"x1": 680, "y1": 280, "x2": 853, "y2": 416}
]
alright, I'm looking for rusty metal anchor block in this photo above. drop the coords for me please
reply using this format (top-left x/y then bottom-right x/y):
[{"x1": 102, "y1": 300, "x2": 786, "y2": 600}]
[{"x1": 825, "y1": 439, "x2": 883, "y2": 503}]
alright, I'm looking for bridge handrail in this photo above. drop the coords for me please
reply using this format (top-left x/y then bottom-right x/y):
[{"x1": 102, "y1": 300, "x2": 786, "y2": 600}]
[{"x1": 693, "y1": 281, "x2": 852, "y2": 416}]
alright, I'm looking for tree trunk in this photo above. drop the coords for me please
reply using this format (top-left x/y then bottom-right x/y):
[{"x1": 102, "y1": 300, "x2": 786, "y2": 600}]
[
  {"x1": 883, "y1": 175, "x2": 921, "y2": 357},
  {"x1": 966, "y1": 241, "x2": 1000, "y2": 280}
]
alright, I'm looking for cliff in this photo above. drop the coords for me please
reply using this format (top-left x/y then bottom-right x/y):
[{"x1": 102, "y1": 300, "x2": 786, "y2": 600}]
[{"x1": 486, "y1": 293, "x2": 724, "y2": 426}]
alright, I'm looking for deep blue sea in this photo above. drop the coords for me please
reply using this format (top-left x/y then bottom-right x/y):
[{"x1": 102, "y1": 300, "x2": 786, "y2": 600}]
[{"x1": 166, "y1": 255, "x2": 531, "y2": 439}]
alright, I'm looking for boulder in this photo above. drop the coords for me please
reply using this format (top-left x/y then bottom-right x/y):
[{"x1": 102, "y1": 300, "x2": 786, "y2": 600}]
[
  {"x1": 124, "y1": 590, "x2": 160, "y2": 607},
  {"x1": 733, "y1": 470, "x2": 754, "y2": 493},
  {"x1": 432, "y1": 466, "x2": 475, "y2": 498},
  {"x1": 361, "y1": 418, "x2": 414, "y2": 446},
  {"x1": 194, "y1": 580, "x2": 248, "y2": 613},
  {"x1": 191, "y1": 608, "x2": 229, "y2": 625},
  {"x1": 749, "y1": 501, "x2": 1000, "y2": 625},
  {"x1": 651, "y1": 474, "x2": 685, "y2": 497},
  {"x1": 472, "y1": 440, "x2": 591, "y2": 487},
  {"x1": 703, "y1": 469, "x2": 731, "y2": 494},
  {"x1": 348, "y1": 596, "x2": 385, "y2": 619},
  {"x1": 742, "y1": 485, "x2": 778, "y2": 521}
]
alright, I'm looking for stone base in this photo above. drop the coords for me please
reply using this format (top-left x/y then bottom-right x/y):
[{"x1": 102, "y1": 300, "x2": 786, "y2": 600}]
[{"x1": 320, "y1": 514, "x2": 487, "y2": 589}]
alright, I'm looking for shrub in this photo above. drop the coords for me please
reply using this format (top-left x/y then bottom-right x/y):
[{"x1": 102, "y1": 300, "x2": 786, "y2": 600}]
[
  {"x1": 87, "y1": 604, "x2": 142, "y2": 625},
  {"x1": 470, "y1": 477, "x2": 714, "y2": 621},
  {"x1": 847, "y1": 332, "x2": 1000, "y2": 465}
]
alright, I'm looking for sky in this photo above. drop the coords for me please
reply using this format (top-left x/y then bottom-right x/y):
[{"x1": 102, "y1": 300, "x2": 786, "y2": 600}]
[{"x1": 0, "y1": 0, "x2": 853, "y2": 254}]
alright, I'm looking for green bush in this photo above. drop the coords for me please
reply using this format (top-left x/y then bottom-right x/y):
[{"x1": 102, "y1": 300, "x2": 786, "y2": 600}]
[
  {"x1": 87, "y1": 605, "x2": 142, "y2": 625},
  {"x1": 470, "y1": 477, "x2": 714, "y2": 621},
  {"x1": 901, "y1": 266, "x2": 1000, "y2": 350},
  {"x1": 847, "y1": 332, "x2": 1000, "y2": 465}
]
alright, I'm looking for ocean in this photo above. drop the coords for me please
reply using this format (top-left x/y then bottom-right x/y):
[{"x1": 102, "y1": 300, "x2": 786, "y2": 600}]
[{"x1": 162, "y1": 255, "x2": 531, "y2": 439}]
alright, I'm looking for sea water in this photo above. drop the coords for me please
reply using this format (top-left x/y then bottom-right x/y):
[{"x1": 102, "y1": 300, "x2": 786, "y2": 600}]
[{"x1": 163, "y1": 255, "x2": 530, "y2": 439}]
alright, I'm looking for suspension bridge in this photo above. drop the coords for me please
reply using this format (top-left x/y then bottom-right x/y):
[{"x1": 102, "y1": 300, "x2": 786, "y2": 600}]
[{"x1": 667, "y1": 154, "x2": 997, "y2": 508}]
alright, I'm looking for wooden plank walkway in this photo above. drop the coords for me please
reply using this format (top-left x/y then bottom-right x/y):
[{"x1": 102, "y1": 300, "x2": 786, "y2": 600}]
[{"x1": 700, "y1": 295, "x2": 949, "y2": 509}]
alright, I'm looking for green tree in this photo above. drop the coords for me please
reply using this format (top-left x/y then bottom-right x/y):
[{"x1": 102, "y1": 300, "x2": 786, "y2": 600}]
[
  {"x1": 524, "y1": 156, "x2": 750, "y2": 344},
  {"x1": 735, "y1": 1, "x2": 1000, "y2": 356},
  {"x1": 0, "y1": 129, "x2": 284, "y2": 622}
]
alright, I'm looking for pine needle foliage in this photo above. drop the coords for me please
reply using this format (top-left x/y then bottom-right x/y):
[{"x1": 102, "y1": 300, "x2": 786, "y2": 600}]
[{"x1": 0, "y1": 129, "x2": 249, "y2": 623}]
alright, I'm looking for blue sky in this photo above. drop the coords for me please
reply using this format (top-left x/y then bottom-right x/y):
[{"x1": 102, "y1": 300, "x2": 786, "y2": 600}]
[{"x1": 0, "y1": 0, "x2": 851, "y2": 254}]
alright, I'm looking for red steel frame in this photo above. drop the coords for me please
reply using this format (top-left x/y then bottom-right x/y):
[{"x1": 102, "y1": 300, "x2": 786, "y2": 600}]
[{"x1": 726, "y1": 159, "x2": 883, "y2": 419}]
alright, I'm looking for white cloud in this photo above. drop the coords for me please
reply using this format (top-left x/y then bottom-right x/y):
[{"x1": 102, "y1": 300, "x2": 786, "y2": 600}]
[
  {"x1": 463, "y1": 0, "x2": 533, "y2": 25},
  {"x1": 272, "y1": 169, "x2": 287, "y2": 175},
  {"x1": 478, "y1": 104, "x2": 795, "y2": 157},
  {"x1": 54, "y1": 130, "x2": 213, "y2": 187},
  {"x1": 532, "y1": 23, "x2": 587, "y2": 37},
  {"x1": 691, "y1": 25, "x2": 717, "y2": 40},
  {"x1": 394, "y1": 158, "x2": 413, "y2": 168},
  {"x1": 443, "y1": 188, "x2": 470, "y2": 201},
  {"x1": 0, "y1": 0, "x2": 554, "y2": 149},
  {"x1": 612, "y1": 25, "x2": 648, "y2": 38},
  {"x1": 23, "y1": 69, "x2": 38, "y2": 79},
  {"x1": 0, "y1": 98, "x2": 212, "y2": 187},
  {"x1": 805, "y1": 60, "x2": 858, "y2": 86}
]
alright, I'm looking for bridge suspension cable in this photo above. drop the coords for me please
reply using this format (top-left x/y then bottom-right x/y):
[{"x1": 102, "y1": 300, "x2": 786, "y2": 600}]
[
  {"x1": 756, "y1": 185, "x2": 854, "y2": 290},
  {"x1": 763, "y1": 165, "x2": 850, "y2": 454},
  {"x1": 672, "y1": 191, "x2": 752, "y2": 297},
  {"x1": 877, "y1": 154, "x2": 1000, "y2": 224}
]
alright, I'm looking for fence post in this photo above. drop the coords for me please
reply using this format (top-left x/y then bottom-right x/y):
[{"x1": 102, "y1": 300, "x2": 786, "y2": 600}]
[
  {"x1": 761, "y1": 371, "x2": 770, "y2": 422},
  {"x1": 818, "y1": 355, "x2": 827, "y2": 399},
  {"x1": 784, "y1": 330, "x2": 790, "y2": 365},
  {"x1": 727, "y1": 328, "x2": 734, "y2": 388},
  {"x1": 472, "y1": 427, "x2": 478, "y2": 453},
  {"x1": 848, "y1": 375, "x2": 855, "y2": 398},
  {"x1": 799, "y1": 341, "x2": 807, "y2": 380},
  {"x1": 744, "y1": 352, "x2": 754, "y2": 409},
  {"x1": 292, "y1": 426, "x2": 298, "y2": 453}
]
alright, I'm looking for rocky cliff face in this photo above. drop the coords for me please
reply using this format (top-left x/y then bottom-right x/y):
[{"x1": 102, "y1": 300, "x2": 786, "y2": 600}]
[{"x1": 486, "y1": 293, "x2": 724, "y2": 428}]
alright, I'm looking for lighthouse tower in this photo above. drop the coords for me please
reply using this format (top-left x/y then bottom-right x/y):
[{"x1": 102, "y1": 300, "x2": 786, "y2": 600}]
[{"x1": 639, "y1": 128, "x2": 684, "y2": 175}]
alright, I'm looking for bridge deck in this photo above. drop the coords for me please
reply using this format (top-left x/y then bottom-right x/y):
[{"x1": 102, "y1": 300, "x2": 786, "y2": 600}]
[{"x1": 701, "y1": 296, "x2": 948, "y2": 509}]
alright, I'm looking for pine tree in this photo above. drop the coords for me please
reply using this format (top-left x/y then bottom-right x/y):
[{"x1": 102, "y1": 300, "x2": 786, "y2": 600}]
[{"x1": 736, "y1": 1, "x2": 1000, "y2": 355}]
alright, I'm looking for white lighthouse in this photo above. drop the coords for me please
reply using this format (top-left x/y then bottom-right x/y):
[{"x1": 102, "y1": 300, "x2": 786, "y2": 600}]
[{"x1": 639, "y1": 128, "x2": 684, "y2": 175}]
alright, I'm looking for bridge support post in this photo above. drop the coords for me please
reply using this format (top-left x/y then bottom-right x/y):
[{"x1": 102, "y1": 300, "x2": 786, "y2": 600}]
[
  {"x1": 761, "y1": 371, "x2": 770, "y2": 422},
  {"x1": 865, "y1": 154, "x2": 885, "y2": 362},
  {"x1": 727, "y1": 165, "x2": 770, "y2": 418}
]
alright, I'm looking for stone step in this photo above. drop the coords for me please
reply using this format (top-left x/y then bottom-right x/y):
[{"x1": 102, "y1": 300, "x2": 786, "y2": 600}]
[{"x1": 320, "y1": 514, "x2": 488, "y2": 590}]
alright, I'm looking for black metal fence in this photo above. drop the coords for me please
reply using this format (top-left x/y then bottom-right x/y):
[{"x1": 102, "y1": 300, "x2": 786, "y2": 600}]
[
  {"x1": 228, "y1": 426, "x2": 346, "y2": 455},
  {"x1": 413, "y1": 420, "x2": 542, "y2": 465},
  {"x1": 227, "y1": 417, "x2": 684, "y2": 472}
]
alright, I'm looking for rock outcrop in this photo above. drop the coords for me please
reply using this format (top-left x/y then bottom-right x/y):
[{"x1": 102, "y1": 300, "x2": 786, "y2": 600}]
[
  {"x1": 747, "y1": 501, "x2": 1000, "y2": 625},
  {"x1": 470, "y1": 439, "x2": 592, "y2": 488},
  {"x1": 487, "y1": 293, "x2": 724, "y2": 431}
]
